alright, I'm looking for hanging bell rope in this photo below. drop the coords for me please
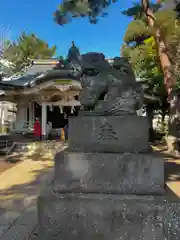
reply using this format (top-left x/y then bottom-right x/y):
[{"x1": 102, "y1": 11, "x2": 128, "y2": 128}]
[
  {"x1": 71, "y1": 106, "x2": 75, "y2": 114},
  {"x1": 49, "y1": 105, "x2": 53, "y2": 111},
  {"x1": 59, "y1": 106, "x2": 63, "y2": 114}
]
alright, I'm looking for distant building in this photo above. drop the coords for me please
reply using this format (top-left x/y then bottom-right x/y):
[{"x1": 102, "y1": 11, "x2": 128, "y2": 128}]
[{"x1": 0, "y1": 58, "x2": 81, "y2": 136}]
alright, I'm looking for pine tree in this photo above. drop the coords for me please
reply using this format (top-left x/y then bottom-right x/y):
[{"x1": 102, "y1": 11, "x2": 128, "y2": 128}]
[{"x1": 4, "y1": 32, "x2": 56, "y2": 73}]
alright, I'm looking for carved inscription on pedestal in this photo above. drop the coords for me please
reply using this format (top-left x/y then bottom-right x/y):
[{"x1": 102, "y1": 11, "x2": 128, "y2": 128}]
[{"x1": 96, "y1": 122, "x2": 118, "y2": 140}]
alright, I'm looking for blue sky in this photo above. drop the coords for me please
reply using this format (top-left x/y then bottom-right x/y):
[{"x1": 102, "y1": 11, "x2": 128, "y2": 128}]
[{"x1": 0, "y1": 0, "x2": 134, "y2": 58}]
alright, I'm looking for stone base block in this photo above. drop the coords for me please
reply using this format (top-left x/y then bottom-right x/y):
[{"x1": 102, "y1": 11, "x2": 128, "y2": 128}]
[
  {"x1": 68, "y1": 115, "x2": 149, "y2": 153},
  {"x1": 53, "y1": 151, "x2": 164, "y2": 195},
  {"x1": 38, "y1": 190, "x2": 165, "y2": 240}
]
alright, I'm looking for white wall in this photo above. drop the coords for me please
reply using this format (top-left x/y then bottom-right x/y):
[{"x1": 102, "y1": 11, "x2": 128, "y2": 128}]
[
  {"x1": 14, "y1": 104, "x2": 27, "y2": 131},
  {"x1": 0, "y1": 101, "x2": 16, "y2": 129}
]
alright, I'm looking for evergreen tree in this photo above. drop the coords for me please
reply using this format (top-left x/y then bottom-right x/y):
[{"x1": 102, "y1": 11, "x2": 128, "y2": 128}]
[{"x1": 4, "y1": 32, "x2": 56, "y2": 73}]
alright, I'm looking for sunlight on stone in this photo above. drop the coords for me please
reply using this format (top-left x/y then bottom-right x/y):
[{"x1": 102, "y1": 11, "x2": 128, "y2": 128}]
[{"x1": 66, "y1": 155, "x2": 89, "y2": 178}]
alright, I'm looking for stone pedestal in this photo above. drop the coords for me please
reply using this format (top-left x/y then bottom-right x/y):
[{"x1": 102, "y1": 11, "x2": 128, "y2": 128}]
[
  {"x1": 68, "y1": 116, "x2": 149, "y2": 153},
  {"x1": 37, "y1": 115, "x2": 180, "y2": 240},
  {"x1": 38, "y1": 190, "x2": 164, "y2": 240},
  {"x1": 53, "y1": 151, "x2": 164, "y2": 195}
]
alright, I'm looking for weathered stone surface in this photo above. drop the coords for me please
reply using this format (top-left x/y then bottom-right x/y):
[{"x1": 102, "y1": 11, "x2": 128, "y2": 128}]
[
  {"x1": 38, "y1": 190, "x2": 164, "y2": 240},
  {"x1": 164, "y1": 201, "x2": 180, "y2": 240},
  {"x1": 68, "y1": 115, "x2": 149, "y2": 153},
  {"x1": 53, "y1": 151, "x2": 164, "y2": 195}
]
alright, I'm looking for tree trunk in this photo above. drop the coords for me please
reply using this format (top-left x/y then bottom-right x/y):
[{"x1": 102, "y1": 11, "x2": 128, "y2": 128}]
[{"x1": 141, "y1": 0, "x2": 178, "y2": 152}]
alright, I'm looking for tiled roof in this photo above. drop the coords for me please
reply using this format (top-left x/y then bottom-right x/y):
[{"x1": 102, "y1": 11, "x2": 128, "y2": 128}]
[
  {"x1": 0, "y1": 59, "x2": 60, "y2": 88},
  {"x1": 0, "y1": 59, "x2": 80, "y2": 90},
  {"x1": 25, "y1": 64, "x2": 55, "y2": 75}
]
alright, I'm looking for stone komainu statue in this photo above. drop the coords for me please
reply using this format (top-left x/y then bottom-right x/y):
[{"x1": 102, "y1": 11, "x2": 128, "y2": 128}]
[{"x1": 74, "y1": 52, "x2": 144, "y2": 115}]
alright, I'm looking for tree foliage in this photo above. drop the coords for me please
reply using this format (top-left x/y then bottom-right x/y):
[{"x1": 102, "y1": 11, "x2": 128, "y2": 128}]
[
  {"x1": 121, "y1": 2, "x2": 180, "y2": 141},
  {"x1": 54, "y1": 0, "x2": 117, "y2": 24},
  {"x1": 54, "y1": 0, "x2": 180, "y2": 25},
  {"x1": 121, "y1": 4, "x2": 174, "y2": 121},
  {"x1": 124, "y1": 20, "x2": 152, "y2": 45},
  {"x1": 122, "y1": 4, "x2": 180, "y2": 82},
  {"x1": 122, "y1": 2, "x2": 161, "y2": 20},
  {"x1": 4, "y1": 32, "x2": 56, "y2": 73}
]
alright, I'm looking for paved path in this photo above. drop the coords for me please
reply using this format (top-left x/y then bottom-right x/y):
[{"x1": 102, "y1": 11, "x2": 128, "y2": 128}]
[
  {"x1": 0, "y1": 142, "x2": 67, "y2": 240},
  {"x1": 152, "y1": 145, "x2": 180, "y2": 199}
]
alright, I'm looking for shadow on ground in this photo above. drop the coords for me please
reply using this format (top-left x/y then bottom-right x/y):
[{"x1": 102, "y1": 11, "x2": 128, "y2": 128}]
[
  {"x1": 154, "y1": 148, "x2": 180, "y2": 182},
  {"x1": 151, "y1": 146, "x2": 180, "y2": 200},
  {"x1": 0, "y1": 167, "x2": 53, "y2": 216},
  {"x1": 0, "y1": 166, "x2": 55, "y2": 239},
  {"x1": 165, "y1": 161, "x2": 180, "y2": 182}
]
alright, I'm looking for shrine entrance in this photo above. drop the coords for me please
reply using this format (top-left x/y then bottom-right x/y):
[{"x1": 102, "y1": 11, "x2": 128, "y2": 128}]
[{"x1": 33, "y1": 102, "x2": 79, "y2": 131}]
